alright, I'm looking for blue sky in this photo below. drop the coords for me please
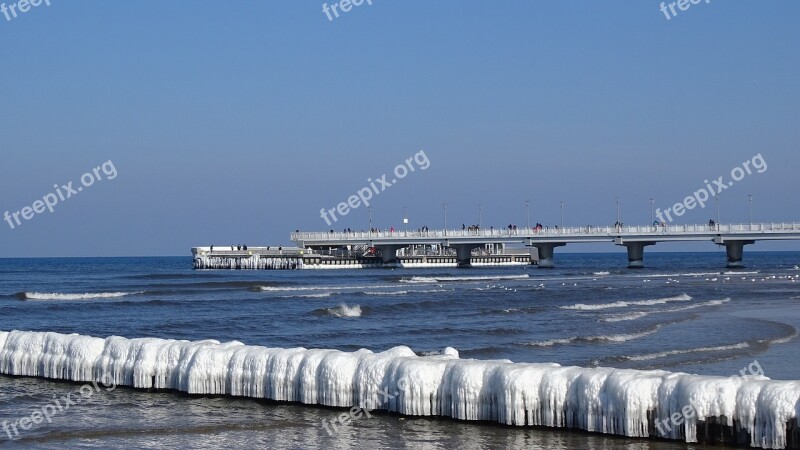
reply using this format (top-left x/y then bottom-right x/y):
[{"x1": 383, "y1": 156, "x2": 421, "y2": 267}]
[{"x1": 1, "y1": 1, "x2": 798, "y2": 257}]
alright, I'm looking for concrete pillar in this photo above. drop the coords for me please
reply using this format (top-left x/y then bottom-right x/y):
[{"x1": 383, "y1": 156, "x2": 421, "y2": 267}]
[
  {"x1": 622, "y1": 242, "x2": 655, "y2": 268},
  {"x1": 375, "y1": 245, "x2": 403, "y2": 264},
  {"x1": 533, "y1": 243, "x2": 566, "y2": 268},
  {"x1": 718, "y1": 240, "x2": 754, "y2": 268},
  {"x1": 451, "y1": 244, "x2": 483, "y2": 267}
]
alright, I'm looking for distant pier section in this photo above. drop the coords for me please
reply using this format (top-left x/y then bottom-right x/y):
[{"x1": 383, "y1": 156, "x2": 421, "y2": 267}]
[{"x1": 291, "y1": 223, "x2": 800, "y2": 268}]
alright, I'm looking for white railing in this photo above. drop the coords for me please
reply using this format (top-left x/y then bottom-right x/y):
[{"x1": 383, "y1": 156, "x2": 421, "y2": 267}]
[{"x1": 291, "y1": 223, "x2": 800, "y2": 242}]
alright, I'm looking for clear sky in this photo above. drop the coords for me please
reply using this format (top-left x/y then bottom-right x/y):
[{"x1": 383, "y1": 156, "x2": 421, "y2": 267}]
[{"x1": 1, "y1": 1, "x2": 798, "y2": 257}]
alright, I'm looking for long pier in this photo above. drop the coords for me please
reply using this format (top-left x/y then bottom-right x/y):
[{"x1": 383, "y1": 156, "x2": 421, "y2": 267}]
[{"x1": 291, "y1": 223, "x2": 800, "y2": 268}]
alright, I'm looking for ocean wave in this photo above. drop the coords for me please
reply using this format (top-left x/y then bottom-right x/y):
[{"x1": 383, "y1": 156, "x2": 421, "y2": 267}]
[
  {"x1": 283, "y1": 292, "x2": 334, "y2": 299},
  {"x1": 363, "y1": 290, "x2": 409, "y2": 296},
  {"x1": 593, "y1": 271, "x2": 611, "y2": 276},
  {"x1": 623, "y1": 343, "x2": 751, "y2": 362},
  {"x1": 631, "y1": 272, "x2": 724, "y2": 278},
  {"x1": 524, "y1": 327, "x2": 659, "y2": 347},
  {"x1": 15, "y1": 291, "x2": 142, "y2": 301},
  {"x1": 599, "y1": 298, "x2": 730, "y2": 322},
  {"x1": 261, "y1": 284, "x2": 396, "y2": 292},
  {"x1": 601, "y1": 311, "x2": 650, "y2": 322},
  {"x1": 757, "y1": 328, "x2": 799, "y2": 345},
  {"x1": 414, "y1": 288, "x2": 454, "y2": 293},
  {"x1": 561, "y1": 294, "x2": 692, "y2": 311},
  {"x1": 664, "y1": 298, "x2": 730, "y2": 312},
  {"x1": 400, "y1": 274, "x2": 530, "y2": 284},
  {"x1": 317, "y1": 303, "x2": 362, "y2": 318}
]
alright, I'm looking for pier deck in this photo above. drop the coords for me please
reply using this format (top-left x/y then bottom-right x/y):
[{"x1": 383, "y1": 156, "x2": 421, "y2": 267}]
[{"x1": 291, "y1": 223, "x2": 800, "y2": 268}]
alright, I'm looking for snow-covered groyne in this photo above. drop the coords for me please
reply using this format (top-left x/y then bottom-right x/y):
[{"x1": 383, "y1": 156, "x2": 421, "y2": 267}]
[{"x1": 1, "y1": 330, "x2": 798, "y2": 448}]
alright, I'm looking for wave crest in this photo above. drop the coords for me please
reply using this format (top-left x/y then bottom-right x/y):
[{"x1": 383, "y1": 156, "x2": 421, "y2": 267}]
[
  {"x1": 16, "y1": 291, "x2": 141, "y2": 301},
  {"x1": 562, "y1": 294, "x2": 692, "y2": 311}
]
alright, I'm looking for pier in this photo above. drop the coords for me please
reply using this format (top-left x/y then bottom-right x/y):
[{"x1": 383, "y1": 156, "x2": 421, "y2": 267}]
[
  {"x1": 191, "y1": 245, "x2": 534, "y2": 270},
  {"x1": 291, "y1": 223, "x2": 800, "y2": 268}
]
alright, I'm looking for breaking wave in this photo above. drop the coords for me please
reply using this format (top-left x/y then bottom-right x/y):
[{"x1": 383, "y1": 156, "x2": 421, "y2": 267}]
[
  {"x1": 524, "y1": 327, "x2": 660, "y2": 347},
  {"x1": 317, "y1": 303, "x2": 362, "y2": 318},
  {"x1": 15, "y1": 291, "x2": 141, "y2": 301},
  {"x1": 623, "y1": 343, "x2": 752, "y2": 362},
  {"x1": 600, "y1": 298, "x2": 731, "y2": 322},
  {"x1": 561, "y1": 294, "x2": 692, "y2": 311},
  {"x1": 261, "y1": 284, "x2": 395, "y2": 292}
]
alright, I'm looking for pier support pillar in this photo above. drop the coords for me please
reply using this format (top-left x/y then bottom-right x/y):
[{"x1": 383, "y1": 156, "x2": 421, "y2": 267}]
[
  {"x1": 374, "y1": 245, "x2": 403, "y2": 265},
  {"x1": 714, "y1": 239, "x2": 755, "y2": 268},
  {"x1": 532, "y1": 243, "x2": 566, "y2": 268},
  {"x1": 616, "y1": 240, "x2": 656, "y2": 268},
  {"x1": 451, "y1": 244, "x2": 483, "y2": 268}
]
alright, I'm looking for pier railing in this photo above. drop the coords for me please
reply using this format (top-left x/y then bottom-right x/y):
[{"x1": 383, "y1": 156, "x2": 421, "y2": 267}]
[{"x1": 291, "y1": 223, "x2": 800, "y2": 241}]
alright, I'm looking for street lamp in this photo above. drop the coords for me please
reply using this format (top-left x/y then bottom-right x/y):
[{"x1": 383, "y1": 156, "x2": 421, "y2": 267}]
[
  {"x1": 650, "y1": 198, "x2": 655, "y2": 225},
  {"x1": 748, "y1": 194, "x2": 753, "y2": 224},
  {"x1": 615, "y1": 196, "x2": 621, "y2": 224},
  {"x1": 560, "y1": 201, "x2": 564, "y2": 229},
  {"x1": 715, "y1": 195, "x2": 720, "y2": 227},
  {"x1": 525, "y1": 200, "x2": 530, "y2": 229},
  {"x1": 443, "y1": 203, "x2": 448, "y2": 230},
  {"x1": 478, "y1": 204, "x2": 483, "y2": 228},
  {"x1": 368, "y1": 206, "x2": 372, "y2": 232}
]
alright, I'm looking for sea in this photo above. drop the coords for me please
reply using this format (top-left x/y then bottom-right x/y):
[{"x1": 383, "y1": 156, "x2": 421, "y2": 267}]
[{"x1": 1, "y1": 251, "x2": 799, "y2": 449}]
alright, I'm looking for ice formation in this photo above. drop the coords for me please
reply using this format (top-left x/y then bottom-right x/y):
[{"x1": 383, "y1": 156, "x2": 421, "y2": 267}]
[{"x1": 0, "y1": 330, "x2": 798, "y2": 448}]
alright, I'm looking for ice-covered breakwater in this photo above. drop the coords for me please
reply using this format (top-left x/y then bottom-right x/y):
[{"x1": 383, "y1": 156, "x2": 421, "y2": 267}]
[{"x1": 1, "y1": 330, "x2": 798, "y2": 448}]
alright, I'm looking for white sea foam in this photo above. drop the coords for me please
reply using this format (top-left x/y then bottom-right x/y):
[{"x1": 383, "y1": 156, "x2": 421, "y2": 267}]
[
  {"x1": 593, "y1": 271, "x2": 611, "y2": 276},
  {"x1": 0, "y1": 330, "x2": 797, "y2": 448},
  {"x1": 400, "y1": 274, "x2": 530, "y2": 284},
  {"x1": 631, "y1": 272, "x2": 723, "y2": 278},
  {"x1": 600, "y1": 298, "x2": 730, "y2": 322},
  {"x1": 601, "y1": 311, "x2": 650, "y2": 323},
  {"x1": 525, "y1": 328, "x2": 659, "y2": 347},
  {"x1": 21, "y1": 292, "x2": 141, "y2": 301},
  {"x1": 562, "y1": 294, "x2": 692, "y2": 311},
  {"x1": 261, "y1": 284, "x2": 396, "y2": 292},
  {"x1": 624, "y1": 343, "x2": 751, "y2": 362},
  {"x1": 664, "y1": 298, "x2": 730, "y2": 312},
  {"x1": 363, "y1": 290, "x2": 408, "y2": 296},
  {"x1": 325, "y1": 303, "x2": 362, "y2": 318},
  {"x1": 414, "y1": 288, "x2": 454, "y2": 294},
  {"x1": 284, "y1": 292, "x2": 333, "y2": 299}
]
